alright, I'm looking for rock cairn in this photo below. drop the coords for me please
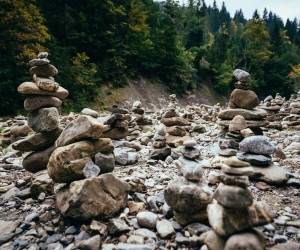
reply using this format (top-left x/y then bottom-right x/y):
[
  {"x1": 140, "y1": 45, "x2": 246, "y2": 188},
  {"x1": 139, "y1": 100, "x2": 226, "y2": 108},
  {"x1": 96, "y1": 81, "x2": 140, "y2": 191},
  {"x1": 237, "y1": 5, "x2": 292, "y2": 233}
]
[
  {"x1": 131, "y1": 101, "x2": 152, "y2": 126},
  {"x1": 149, "y1": 123, "x2": 171, "y2": 160},
  {"x1": 46, "y1": 108, "x2": 129, "y2": 220},
  {"x1": 237, "y1": 135, "x2": 289, "y2": 185},
  {"x1": 13, "y1": 52, "x2": 68, "y2": 173},
  {"x1": 201, "y1": 155, "x2": 273, "y2": 249},
  {"x1": 261, "y1": 94, "x2": 284, "y2": 129},
  {"x1": 160, "y1": 94, "x2": 189, "y2": 137},
  {"x1": 218, "y1": 69, "x2": 269, "y2": 135},
  {"x1": 127, "y1": 101, "x2": 153, "y2": 141},
  {"x1": 100, "y1": 105, "x2": 130, "y2": 140},
  {"x1": 165, "y1": 139, "x2": 213, "y2": 225},
  {"x1": 282, "y1": 91, "x2": 300, "y2": 130}
]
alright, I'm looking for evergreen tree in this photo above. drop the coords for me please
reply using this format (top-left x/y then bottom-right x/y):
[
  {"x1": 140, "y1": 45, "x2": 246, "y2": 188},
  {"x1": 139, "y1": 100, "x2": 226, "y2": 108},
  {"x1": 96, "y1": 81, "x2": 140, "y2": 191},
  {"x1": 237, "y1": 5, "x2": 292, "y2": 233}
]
[{"x1": 0, "y1": 0, "x2": 50, "y2": 114}]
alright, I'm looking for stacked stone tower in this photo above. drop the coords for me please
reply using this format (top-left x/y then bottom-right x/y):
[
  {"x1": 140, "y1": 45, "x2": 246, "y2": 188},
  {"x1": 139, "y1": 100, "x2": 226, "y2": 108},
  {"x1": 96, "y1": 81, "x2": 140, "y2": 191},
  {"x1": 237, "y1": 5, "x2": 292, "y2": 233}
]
[{"x1": 13, "y1": 52, "x2": 68, "y2": 172}]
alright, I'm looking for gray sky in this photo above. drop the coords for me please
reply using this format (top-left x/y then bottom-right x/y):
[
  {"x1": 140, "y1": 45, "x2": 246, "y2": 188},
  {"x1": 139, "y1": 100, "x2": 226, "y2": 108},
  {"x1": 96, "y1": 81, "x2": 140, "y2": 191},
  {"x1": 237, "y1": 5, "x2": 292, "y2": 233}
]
[{"x1": 177, "y1": 0, "x2": 300, "y2": 22}]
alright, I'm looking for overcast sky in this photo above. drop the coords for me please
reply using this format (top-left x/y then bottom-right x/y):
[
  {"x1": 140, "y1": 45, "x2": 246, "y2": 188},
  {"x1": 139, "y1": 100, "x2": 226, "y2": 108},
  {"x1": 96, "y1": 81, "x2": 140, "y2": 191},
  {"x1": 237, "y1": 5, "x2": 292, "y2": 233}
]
[{"x1": 176, "y1": 0, "x2": 300, "y2": 22}]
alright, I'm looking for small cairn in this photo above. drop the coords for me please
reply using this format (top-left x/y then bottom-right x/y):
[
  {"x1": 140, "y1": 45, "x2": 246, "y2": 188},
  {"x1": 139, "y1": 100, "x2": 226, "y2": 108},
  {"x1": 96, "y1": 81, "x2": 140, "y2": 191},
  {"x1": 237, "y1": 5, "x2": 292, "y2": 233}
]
[
  {"x1": 200, "y1": 156, "x2": 273, "y2": 249},
  {"x1": 127, "y1": 101, "x2": 152, "y2": 141},
  {"x1": 101, "y1": 104, "x2": 131, "y2": 140},
  {"x1": 218, "y1": 69, "x2": 269, "y2": 135},
  {"x1": 281, "y1": 93, "x2": 300, "y2": 129},
  {"x1": 215, "y1": 115, "x2": 252, "y2": 158},
  {"x1": 165, "y1": 139, "x2": 213, "y2": 225},
  {"x1": 237, "y1": 135, "x2": 289, "y2": 185},
  {"x1": 160, "y1": 94, "x2": 189, "y2": 137},
  {"x1": 13, "y1": 52, "x2": 68, "y2": 173},
  {"x1": 149, "y1": 123, "x2": 171, "y2": 160},
  {"x1": 261, "y1": 94, "x2": 284, "y2": 129}
]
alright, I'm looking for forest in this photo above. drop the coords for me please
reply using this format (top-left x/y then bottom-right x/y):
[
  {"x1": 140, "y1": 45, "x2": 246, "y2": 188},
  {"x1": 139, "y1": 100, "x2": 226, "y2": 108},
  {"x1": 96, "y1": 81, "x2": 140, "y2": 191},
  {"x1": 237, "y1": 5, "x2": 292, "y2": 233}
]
[{"x1": 1, "y1": 0, "x2": 300, "y2": 115}]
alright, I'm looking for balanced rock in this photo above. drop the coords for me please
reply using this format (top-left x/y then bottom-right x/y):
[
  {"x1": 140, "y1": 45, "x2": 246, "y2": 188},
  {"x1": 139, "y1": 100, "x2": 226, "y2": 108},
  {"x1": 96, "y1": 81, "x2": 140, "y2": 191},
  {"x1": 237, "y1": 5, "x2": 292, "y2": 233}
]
[
  {"x1": 229, "y1": 89, "x2": 259, "y2": 109},
  {"x1": 175, "y1": 156, "x2": 203, "y2": 181},
  {"x1": 237, "y1": 152, "x2": 272, "y2": 166},
  {"x1": 33, "y1": 75, "x2": 59, "y2": 92},
  {"x1": 81, "y1": 108, "x2": 99, "y2": 118},
  {"x1": 239, "y1": 136, "x2": 277, "y2": 155},
  {"x1": 27, "y1": 107, "x2": 59, "y2": 133},
  {"x1": 28, "y1": 58, "x2": 50, "y2": 67},
  {"x1": 18, "y1": 82, "x2": 69, "y2": 99},
  {"x1": 207, "y1": 201, "x2": 273, "y2": 236},
  {"x1": 48, "y1": 139, "x2": 114, "y2": 183},
  {"x1": 23, "y1": 145, "x2": 56, "y2": 173},
  {"x1": 12, "y1": 127, "x2": 62, "y2": 152},
  {"x1": 233, "y1": 69, "x2": 251, "y2": 82},
  {"x1": 24, "y1": 96, "x2": 62, "y2": 111},
  {"x1": 55, "y1": 173, "x2": 129, "y2": 220},
  {"x1": 218, "y1": 174, "x2": 250, "y2": 187},
  {"x1": 165, "y1": 176, "x2": 213, "y2": 214},
  {"x1": 29, "y1": 64, "x2": 58, "y2": 77},
  {"x1": 55, "y1": 115, "x2": 105, "y2": 147},
  {"x1": 218, "y1": 108, "x2": 268, "y2": 120},
  {"x1": 213, "y1": 184, "x2": 253, "y2": 208},
  {"x1": 228, "y1": 115, "x2": 247, "y2": 132}
]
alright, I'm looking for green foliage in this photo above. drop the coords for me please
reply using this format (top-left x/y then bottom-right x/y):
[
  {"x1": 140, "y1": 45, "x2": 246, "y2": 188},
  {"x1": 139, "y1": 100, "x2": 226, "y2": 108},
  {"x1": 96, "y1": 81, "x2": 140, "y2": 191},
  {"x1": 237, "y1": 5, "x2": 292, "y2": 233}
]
[
  {"x1": 2, "y1": 0, "x2": 300, "y2": 115},
  {"x1": 0, "y1": 0, "x2": 50, "y2": 115},
  {"x1": 64, "y1": 52, "x2": 100, "y2": 110},
  {"x1": 214, "y1": 61, "x2": 233, "y2": 93}
]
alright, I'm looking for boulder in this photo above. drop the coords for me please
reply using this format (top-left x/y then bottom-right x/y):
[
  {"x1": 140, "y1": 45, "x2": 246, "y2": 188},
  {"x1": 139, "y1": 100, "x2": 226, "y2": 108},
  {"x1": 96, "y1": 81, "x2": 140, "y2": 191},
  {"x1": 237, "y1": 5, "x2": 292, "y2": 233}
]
[
  {"x1": 48, "y1": 139, "x2": 114, "y2": 183},
  {"x1": 18, "y1": 82, "x2": 68, "y2": 99},
  {"x1": 165, "y1": 176, "x2": 213, "y2": 213},
  {"x1": 207, "y1": 201, "x2": 273, "y2": 236},
  {"x1": 229, "y1": 89, "x2": 259, "y2": 109},
  {"x1": 55, "y1": 173, "x2": 129, "y2": 220},
  {"x1": 28, "y1": 107, "x2": 59, "y2": 133},
  {"x1": 55, "y1": 115, "x2": 105, "y2": 147},
  {"x1": 239, "y1": 136, "x2": 277, "y2": 155},
  {"x1": 23, "y1": 145, "x2": 56, "y2": 173}
]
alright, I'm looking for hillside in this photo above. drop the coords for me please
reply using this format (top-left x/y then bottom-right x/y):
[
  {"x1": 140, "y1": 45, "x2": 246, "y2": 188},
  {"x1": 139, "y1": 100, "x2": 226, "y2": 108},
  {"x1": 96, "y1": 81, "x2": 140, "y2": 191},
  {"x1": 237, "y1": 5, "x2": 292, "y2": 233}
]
[{"x1": 97, "y1": 77, "x2": 228, "y2": 112}]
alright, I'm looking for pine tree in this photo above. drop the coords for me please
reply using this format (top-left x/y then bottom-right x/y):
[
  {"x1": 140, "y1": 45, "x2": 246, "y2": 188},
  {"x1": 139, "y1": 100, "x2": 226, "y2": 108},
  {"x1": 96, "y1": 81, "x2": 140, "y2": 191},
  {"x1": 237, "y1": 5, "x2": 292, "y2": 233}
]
[{"x1": 0, "y1": 0, "x2": 50, "y2": 114}]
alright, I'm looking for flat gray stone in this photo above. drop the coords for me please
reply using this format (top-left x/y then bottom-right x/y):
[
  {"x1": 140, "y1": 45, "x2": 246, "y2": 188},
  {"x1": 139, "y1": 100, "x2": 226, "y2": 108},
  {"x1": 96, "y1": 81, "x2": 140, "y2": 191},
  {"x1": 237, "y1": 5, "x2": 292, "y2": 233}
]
[{"x1": 239, "y1": 136, "x2": 277, "y2": 155}]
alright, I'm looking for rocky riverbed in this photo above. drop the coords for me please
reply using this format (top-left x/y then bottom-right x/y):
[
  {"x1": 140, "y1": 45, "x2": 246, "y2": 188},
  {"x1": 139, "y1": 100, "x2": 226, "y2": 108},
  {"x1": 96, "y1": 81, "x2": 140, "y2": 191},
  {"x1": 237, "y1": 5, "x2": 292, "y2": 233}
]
[{"x1": 0, "y1": 110, "x2": 299, "y2": 250}]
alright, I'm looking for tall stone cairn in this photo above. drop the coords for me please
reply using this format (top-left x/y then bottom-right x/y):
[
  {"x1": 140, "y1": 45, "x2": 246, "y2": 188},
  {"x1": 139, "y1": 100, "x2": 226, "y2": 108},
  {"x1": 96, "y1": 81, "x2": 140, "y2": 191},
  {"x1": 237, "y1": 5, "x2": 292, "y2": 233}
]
[{"x1": 13, "y1": 52, "x2": 69, "y2": 173}]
